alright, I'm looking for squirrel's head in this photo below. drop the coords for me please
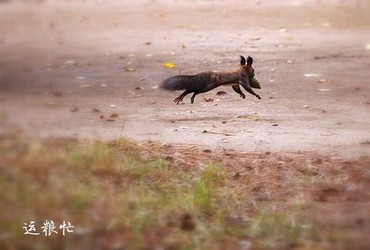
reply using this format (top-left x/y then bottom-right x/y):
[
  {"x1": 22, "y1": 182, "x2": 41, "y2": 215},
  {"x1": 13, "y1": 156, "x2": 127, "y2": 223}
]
[{"x1": 240, "y1": 55, "x2": 255, "y2": 78}]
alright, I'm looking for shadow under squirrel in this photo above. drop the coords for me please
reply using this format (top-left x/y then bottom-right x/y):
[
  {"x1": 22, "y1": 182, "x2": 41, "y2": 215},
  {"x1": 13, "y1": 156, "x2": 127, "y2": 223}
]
[{"x1": 161, "y1": 55, "x2": 261, "y2": 104}]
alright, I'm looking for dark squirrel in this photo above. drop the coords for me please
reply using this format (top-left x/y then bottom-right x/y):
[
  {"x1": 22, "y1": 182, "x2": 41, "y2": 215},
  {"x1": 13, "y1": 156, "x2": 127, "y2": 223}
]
[{"x1": 161, "y1": 55, "x2": 261, "y2": 104}]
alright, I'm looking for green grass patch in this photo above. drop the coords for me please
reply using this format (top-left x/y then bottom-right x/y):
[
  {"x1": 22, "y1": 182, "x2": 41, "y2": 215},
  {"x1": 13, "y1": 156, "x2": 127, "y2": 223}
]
[
  {"x1": 249, "y1": 205, "x2": 317, "y2": 247},
  {"x1": 0, "y1": 135, "x2": 362, "y2": 249}
]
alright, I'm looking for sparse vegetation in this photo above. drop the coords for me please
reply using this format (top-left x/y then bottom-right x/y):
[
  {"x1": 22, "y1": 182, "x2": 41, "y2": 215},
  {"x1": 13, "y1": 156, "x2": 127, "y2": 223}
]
[{"x1": 0, "y1": 135, "x2": 369, "y2": 249}]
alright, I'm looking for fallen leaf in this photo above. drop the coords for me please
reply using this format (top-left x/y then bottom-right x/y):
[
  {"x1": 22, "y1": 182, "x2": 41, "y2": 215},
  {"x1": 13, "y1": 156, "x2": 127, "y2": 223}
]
[
  {"x1": 70, "y1": 107, "x2": 79, "y2": 112},
  {"x1": 110, "y1": 113, "x2": 119, "y2": 118},
  {"x1": 156, "y1": 11, "x2": 166, "y2": 18},
  {"x1": 233, "y1": 172, "x2": 242, "y2": 179},
  {"x1": 250, "y1": 36, "x2": 261, "y2": 41},
  {"x1": 45, "y1": 101, "x2": 56, "y2": 106},
  {"x1": 125, "y1": 67, "x2": 136, "y2": 72},
  {"x1": 151, "y1": 85, "x2": 159, "y2": 89},
  {"x1": 318, "y1": 79, "x2": 327, "y2": 83},
  {"x1": 105, "y1": 118, "x2": 115, "y2": 122},
  {"x1": 162, "y1": 62, "x2": 176, "y2": 68},
  {"x1": 48, "y1": 22, "x2": 56, "y2": 29},
  {"x1": 135, "y1": 86, "x2": 144, "y2": 90},
  {"x1": 216, "y1": 91, "x2": 227, "y2": 96},
  {"x1": 52, "y1": 91, "x2": 63, "y2": 97},
  {"x1": 202, "y1": 130, "x2": 233, "y2": 136},
  {"x1": 64, "y1": 60, "x2": 76, "y2": 65},
  {"x1": 79, "y1": 84, "x2": 91, "y2": 88},
  {"x1": 176, "y1": 126, "x2": 189, "y2": 130},
  {"x1": 304, "y1": 73, "x2": 320, "y2": 78},
  {"x1": 236, "y1": 114, "x2": 259, "y2": 121}
]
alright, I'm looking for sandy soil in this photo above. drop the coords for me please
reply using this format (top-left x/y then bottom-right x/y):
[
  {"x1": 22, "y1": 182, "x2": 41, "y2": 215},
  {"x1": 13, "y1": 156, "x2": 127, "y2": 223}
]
[
  {"x1": 0, "y1": 1, "x2": 370, "y2": 249},
  {"x1": 0, "y1": 0, "x2": 370, "y2": 158}
]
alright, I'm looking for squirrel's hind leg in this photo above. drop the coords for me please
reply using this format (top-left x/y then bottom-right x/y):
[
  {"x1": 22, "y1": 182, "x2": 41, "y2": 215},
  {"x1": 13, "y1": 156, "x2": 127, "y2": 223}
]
[
  {"x1": 174, "y1": 89, "x2": 191, "y2": 104},
  {"x1": 232, "y1": 85, "x2": 246, "y2": 99},
  {"x1": 190, "y1": 92, "x2": 199, "y2": 104}
]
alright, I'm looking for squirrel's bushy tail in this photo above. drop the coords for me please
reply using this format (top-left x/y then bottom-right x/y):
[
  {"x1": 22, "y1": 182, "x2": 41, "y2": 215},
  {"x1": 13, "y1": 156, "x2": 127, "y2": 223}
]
[
  {"x1": 161, "y1": 75, "x2": 193, "y2": 91},
  {"x1": 161, "y1": 74, "x2": 211, "y2": 91}
]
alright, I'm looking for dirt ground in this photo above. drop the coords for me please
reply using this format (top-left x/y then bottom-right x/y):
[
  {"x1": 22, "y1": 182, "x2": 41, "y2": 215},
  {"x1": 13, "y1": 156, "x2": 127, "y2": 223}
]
[
  {"x1": 0, "y1": 1, "x2": 370, "y2": 248},
  {"x1": 1, "y1": 1, "x2": 370, "y2": 159}
]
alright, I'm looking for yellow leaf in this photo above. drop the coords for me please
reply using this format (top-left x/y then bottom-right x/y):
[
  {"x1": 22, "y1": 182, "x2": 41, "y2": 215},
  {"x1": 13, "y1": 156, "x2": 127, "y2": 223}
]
[{"x1": 163, "y1": 62, "x2": 176, "y2": 68}]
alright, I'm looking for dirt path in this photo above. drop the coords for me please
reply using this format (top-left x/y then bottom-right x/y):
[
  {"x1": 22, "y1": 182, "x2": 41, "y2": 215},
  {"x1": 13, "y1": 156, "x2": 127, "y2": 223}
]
[{"x1": 0, "y1": 1, "x2": 370, "y2": 158}]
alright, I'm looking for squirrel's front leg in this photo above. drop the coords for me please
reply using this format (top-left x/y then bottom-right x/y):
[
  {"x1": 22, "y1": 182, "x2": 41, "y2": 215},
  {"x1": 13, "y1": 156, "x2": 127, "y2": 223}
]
[{"x1": 240, "y1": 78, "x2": 261, "y2": 99}]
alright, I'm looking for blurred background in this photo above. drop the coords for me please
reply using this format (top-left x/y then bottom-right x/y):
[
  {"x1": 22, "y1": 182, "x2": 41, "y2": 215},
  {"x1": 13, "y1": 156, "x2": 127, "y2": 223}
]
[{"x1": 0, "y1": 0, "x2": 369, "y2": 249}]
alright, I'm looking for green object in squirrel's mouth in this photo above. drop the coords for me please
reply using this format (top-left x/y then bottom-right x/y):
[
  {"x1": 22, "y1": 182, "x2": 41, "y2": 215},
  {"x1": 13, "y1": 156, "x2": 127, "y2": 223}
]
[{"x1": 250, "y1": 77, "x2": 261, "y2": 89}]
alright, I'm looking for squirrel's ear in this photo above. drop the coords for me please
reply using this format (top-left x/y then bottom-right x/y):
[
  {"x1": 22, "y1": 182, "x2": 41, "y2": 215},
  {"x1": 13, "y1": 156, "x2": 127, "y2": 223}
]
[
  {"x1": 247, "y1": 56, "x2": 253, "y2": 66},
  {"x1": 240, "y1": 55, "x2": 246, "y2": 65}
]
